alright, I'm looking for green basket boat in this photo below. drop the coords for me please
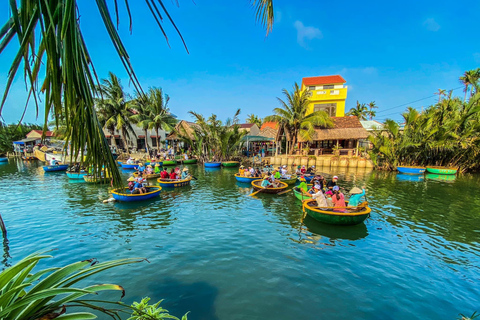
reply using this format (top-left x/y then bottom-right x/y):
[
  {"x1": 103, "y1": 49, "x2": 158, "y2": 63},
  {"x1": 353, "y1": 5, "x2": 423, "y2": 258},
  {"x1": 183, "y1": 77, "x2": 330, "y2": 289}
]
[
  {"x1": 279, "y1": 175, "x2": 297, "y2": 185},
  {"x1": 222, "y1": 161, "x2": 240, "y2": 167},
  {"x1": 425, "y1": 166, "x2": 457, "y2": 175},
  {"x1": 293, "y1": 186, "x2": 311, "y2": 201},
  {"x1": 183, "y1": 159, "x2": 198, "y2": 164},
  {"x1": 162, "y1": 160, "x2": 176, "y2": 166},
  {"x1": 303, "y1": 200, "x2": 371, "y2": 226}
]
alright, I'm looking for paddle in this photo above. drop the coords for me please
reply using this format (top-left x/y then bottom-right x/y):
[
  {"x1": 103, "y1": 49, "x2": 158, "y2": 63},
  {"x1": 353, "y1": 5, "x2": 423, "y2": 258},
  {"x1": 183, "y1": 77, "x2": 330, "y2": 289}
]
[
  {"x1": 249, "y1": 187, "x2": 265, "y2": 197},
  {"x1": 191, "y1": 175, "x2": 198, "y2": 180},
  {"x1": 278, "y1": 189, "x2": 292, "y2": 195}
]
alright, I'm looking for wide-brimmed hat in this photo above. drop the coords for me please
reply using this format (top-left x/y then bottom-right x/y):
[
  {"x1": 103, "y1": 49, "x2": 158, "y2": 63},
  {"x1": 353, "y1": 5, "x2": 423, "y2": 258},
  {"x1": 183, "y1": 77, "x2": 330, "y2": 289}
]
[
  {"x1": 314, "y1": 184, "x2": 321, "y2": 189},
  {"x1": 147, "y1": 165, "x2": 152, "y2": 168},
  {"x1": 182, "y1": 168, "x2": 188, "y2": 171},
  {"x1": 138, "y1": 163, "x2": 143, "y2": 166},
  {"x1": 263, "y1": 176, "x2": 269, "y2": 179},
  {"x1": 155, "y1": 163, "x2": 160, "y2": 167},
  {"x1": 282, "y1": 165, "x2": 286, "y2": 168},
  {"x1": 350, "y1": 187, "x2": 362, "y2": 194},
  {"x1": 333, "y1": 186, "x2": 340, "y2": 191},
  {"x1": 127, "y1": 177, "x2": 135, "y2": 182},
  {"x1": 333, "y1": 176, "x2": 338, "y2": 179},
  {"x1": 240, "y1": 165, "x2": 244, "y2": 168}
]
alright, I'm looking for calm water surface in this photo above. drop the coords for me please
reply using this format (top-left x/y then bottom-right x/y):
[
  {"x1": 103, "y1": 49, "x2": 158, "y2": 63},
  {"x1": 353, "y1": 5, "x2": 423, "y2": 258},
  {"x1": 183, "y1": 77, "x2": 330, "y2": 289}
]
[{"x1": 1, "y1": 160, "x2": 479, "y2": 319}]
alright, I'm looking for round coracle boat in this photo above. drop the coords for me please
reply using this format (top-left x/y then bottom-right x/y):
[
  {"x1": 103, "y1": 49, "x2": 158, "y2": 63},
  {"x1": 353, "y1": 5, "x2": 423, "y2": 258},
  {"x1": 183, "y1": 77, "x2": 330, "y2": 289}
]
[
  {"x1": 279, "y1": 175, "x2": 298, "y2": 185},
  {"x1": 157, "y1": 176, "x2": 192, "y2": 188},
  {"x1": 205, "y1": 162, "x2": 221, "y2": 168},
  {"x1": 222, "y1": 161, "x2": 240, "y2": 167},
  {"x1": 0, "y1": 158, "x2": 8, "y2": 163},
  {"x1": 182, "y1": 159, "x2": 198, "y2": 164},
  {"x1": 396, "y1": 166, "x2": 426, "y2": 174},
  {"x1": 111, "y1": 186, "x2": 162, "y2": 202},
  {"x1": 234, "y1": 173, "x2": 258, "y2": 183},
  {"x1": 293, "y1": 186, "x2": 312, "y2": 201},
  {"x1": 425, "y1": 166, "x2": 457, "y2": 175},
  {"x1": 251, "y1": 179, "x2": 288, "y2": 194},
  {"x1": 83, "y1": 175, "x2": 111, "y2": 183},
  {"x1": 43, "y1": 164, "x2": 69, "y2": 172},
  {"x1": 120, "y1": 162, "x2": 150, "y2": 170},
  {"x1": 162, "y1": 160, "x2": 176, "y2": 166},
  {"x1": 66, "y1": 172, "x2": 87, "y2": 179},
  {"x1": 302, "y1": 200, "x2": 371, "y2": 226},
  {"x1": 133, "y1": 172, "x2": 161, "y2": 180},
  {"x1": 298, "y1": 174, "x2": 314, "y2": 182}
]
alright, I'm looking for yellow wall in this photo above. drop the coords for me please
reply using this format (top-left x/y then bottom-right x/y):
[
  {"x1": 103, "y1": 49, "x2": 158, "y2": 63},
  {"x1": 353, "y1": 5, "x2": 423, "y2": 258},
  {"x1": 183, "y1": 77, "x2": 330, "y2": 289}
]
[{"x1": 302, "y1": 83, "x2": 348, "y2": 117}]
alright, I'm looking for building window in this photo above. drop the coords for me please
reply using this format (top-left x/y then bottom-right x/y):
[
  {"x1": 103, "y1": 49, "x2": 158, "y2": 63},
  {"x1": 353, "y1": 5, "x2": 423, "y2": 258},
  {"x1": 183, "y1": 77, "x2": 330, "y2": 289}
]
[
  {"x1": 323, "y1": 85, "x2": 334, "y2": 89},
  {"x1": 314, "y1": 103, "x2": 337, "y2": 117},
  {"x1": 330, "y1": 90, "x2": 340, "y2": 95},
  {"x1": 309, "y1": 86, "x2": 316, "y2": 90},
  {"x1": 151, "y1": 139, "x2": 157, "y2": 147}
]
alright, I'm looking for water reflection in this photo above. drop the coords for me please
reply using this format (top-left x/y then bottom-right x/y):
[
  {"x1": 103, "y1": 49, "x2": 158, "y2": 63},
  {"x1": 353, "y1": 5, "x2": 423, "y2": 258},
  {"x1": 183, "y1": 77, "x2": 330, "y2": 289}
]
[
  {"x1": 303, "y1": 215, "x2": 368, "y2": 241},
  {"x1": 425, "y1": 173, "x2": 456, "y2": 182},
  {"x1": 396, "y1": 173, "x2": 425, "y2": 182}
]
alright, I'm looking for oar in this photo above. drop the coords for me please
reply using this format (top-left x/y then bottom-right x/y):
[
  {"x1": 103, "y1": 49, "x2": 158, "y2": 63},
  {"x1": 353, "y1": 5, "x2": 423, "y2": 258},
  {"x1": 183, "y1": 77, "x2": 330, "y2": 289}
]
[
  {"x1": 249, "y1": 187, "x2": 265, "y2": 197},
  {"x1": 191, "y1": 175, "x2": 198, "y2": 180},
  {"x1": 278, "y1": 189, "x2": 292, "y2": 195}
]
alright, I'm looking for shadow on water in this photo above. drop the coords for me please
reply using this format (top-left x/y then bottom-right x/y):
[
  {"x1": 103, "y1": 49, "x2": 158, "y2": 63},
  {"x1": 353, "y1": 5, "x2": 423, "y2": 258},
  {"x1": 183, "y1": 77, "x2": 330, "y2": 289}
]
[
  {"x1": 303, "y1": 215, "x2": 368, "y2": 241},
  {"x1": 148, "y1": 278, "x2": 219, "y2": 320}
]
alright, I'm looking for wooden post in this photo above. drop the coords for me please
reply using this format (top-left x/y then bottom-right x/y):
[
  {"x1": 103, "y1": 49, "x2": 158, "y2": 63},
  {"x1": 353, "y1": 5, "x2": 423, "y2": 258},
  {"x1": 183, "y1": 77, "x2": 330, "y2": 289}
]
[
  {"x1": 356, "y1": 140, "x2": 359, "y2": 156},
  {"x1": 0, "y1": 214, "x2": 7, "y2": 239}
]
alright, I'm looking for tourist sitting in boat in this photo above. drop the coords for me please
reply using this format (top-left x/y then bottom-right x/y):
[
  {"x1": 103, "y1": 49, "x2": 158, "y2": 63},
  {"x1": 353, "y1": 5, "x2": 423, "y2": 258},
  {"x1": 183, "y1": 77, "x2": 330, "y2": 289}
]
[
  {"x1": 184, "y1": 153, "x2": 189, "y2": 160},
  {"x1": 254, "y1": 168, "x2": 262, "y2": 178},
  {"x1": 239, "y1": 165, "x2": 245, "y2": 176},
  {"x1": 302, "y1": 185, "x2": 328, "y2": 207},
  {"x1": 274, "y1": 169, "x2": 282, "y2": 180},
  {"x1": 175, "y1": 167, "x2": 181, "y2": 177},
  {"x1": 133, "y1": 179, "x2": 147, "y2": 194},
  {"x1": 136, "y1": 163, "x2": 145, "y2": 173},
  {"x1": 154, "y1": 163, "x2": 161, "y2": 174},
  {"x1": 127, "y1": 177, "x2": 136, "y2": 192},
  {"x1": 169, "y1": 168, "x2": 177, "y2": 180},
  {"x1": 50, "y1": 157, "x2": 59, "y2": 166},
  {"x1": 331, "y1": 186, "x2": 346, "y2": 209},
  {"x1": 348, "y1": 186, "x2": 366, "y2": 207},
  {"x1": 306, "y1": 165, "x2": 315, "y2": 174},
  {"x1": 244, "y1": 168, "x2": 252, "y2": 177},
  {"x1": 249, "y1": 166, "x2": 255, "y2": 176},
  {"x1": 325, "y1": 190, "x2": 334, "y2": 207},
  {"x1": 160, "y1": 168, "x2": 169, "y2": 179},
  {"x1": 146, "y1": 165, "x2": 154, "y2": 174},
  {"x1": 327, "y1": 176, "x2": 339, "y2": 191},
  {"x1": 181, "y1": 167, "x2": 190, "y2": 179},
  {"x1": 126, "y1": 157, "x2": 134, "y2": 164},
  {"x1": 300, "y1": 165, "x2": 307, "y2": 174},
  {"x1": 280, "y1": 165, "x2": 288, "y2": 177},
  {"x1": 261, "y1": 176, "x2": 272, "y2": 188}
]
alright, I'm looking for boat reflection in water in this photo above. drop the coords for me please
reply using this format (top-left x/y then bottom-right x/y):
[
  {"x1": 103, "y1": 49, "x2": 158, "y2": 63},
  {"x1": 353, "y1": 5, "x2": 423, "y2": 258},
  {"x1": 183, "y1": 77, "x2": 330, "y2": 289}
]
[
  {"x1": 425, "y1": 173, "x2": 456, "y2": 182},
  {"x1": 303, "y1": 215, "x2": 368, "y2": 241},
  {"x1": 396, "y1": 173, "x2": 425, "y2": 182}
]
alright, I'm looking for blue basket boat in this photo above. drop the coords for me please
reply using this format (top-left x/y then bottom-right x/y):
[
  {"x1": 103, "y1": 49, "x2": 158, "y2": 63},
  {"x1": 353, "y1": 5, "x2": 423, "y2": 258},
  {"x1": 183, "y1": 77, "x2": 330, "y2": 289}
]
[
  {"x1": 298, "y1": 174, "x2": 314, "y2": 182},
  {"x1": 120, "y1": 162, "x2": 150, "y2": 170},
  {"x1": 234, "y1": 173, "x2": 258, "y2": 183},
  {"x1": 0, "y1": 158, "x2": 8, "y2": 163},
  {"x1": 66, "y1": 172, "x2": 87, "y2": 179},
  {"x1": 43, "y1": 164, "x2": 69, "y2": 172},
  {"x1": 111, "y1": 186, "x2": 162, "y2": 202},
  {"x1": 396, "y1": 166, "x2": 426, "y2": 174},
  {"x1": 205, "y1": 162, "x2": 221, "y2": 168}
]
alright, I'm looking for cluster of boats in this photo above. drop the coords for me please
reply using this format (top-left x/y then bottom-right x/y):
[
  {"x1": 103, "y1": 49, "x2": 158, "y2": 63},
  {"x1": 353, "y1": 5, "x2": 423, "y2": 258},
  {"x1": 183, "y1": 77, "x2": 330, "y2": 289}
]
[{"x1": 396, "y1": 166, "x2": 458, "y2": 175}]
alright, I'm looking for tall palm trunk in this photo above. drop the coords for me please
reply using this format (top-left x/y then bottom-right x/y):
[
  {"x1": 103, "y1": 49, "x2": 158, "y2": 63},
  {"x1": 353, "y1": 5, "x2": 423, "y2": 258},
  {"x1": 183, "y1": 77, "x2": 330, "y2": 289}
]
[
  {"x1": 109, "y1": 128, "x2": 117, "y2": 148},
  {"x1": 121, "y1": 128, "x2": 129, "y2": 153},
  {"x1": 155, "y1": 127, "x2": 160, "y2": 151},
  {"x1": 464, "y1": 85, "x2": 468, "y2": 102},
  {"x1": 144, "y1": 129, "x2": 149, "y2": 155}
]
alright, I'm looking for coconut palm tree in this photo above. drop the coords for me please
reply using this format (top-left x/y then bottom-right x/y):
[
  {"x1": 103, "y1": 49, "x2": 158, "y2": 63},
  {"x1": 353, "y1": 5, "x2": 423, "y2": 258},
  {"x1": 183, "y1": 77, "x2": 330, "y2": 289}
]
[
  {"x1": 434, "y1": 89, "x2": 447, "y2": 104},
  {"x1": 246, "y1": 114, "x2": 262, "y2": 127},
  {"x1": 0, "y1": 1, "x2": 274, "y2": 186},
  {"x1": 264, "y1": 83, "x2": 333, "y2": 154},
  {"x1": 459, "y1": 69, "x2": 480, "y2": 102},
  {"x1": 96, "y1": 72, "x2": 137, "y2": 151},
  {"x1": 346, "y1": 101, "x2": 369, "y2": 120},
  {"x1": 367, "y1": 101, "x2": 378, "y2": 120}
]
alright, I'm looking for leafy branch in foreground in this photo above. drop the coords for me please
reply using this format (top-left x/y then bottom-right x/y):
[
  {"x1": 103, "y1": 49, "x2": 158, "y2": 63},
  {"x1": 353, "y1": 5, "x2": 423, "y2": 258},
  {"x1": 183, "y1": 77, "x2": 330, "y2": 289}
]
[{"x1": 0, "y1": 250, "x2": 145, "y2": 320}]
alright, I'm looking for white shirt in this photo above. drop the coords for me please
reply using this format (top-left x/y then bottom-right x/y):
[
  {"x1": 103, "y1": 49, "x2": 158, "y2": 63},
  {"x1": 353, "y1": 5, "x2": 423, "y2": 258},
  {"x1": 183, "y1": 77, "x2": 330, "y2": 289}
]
[
  {"x1": 50, "y1": 159, "x2": 57, "y2": 165},
  {"x1": 312, "y1": 190, "x2": 327, "y2": 207},
  {"x1": 249, "y1": 168, "x2": 255, "y2": 175},
  {"x1": 126, "y1": 159, "x2": 134, "y2": 164}
]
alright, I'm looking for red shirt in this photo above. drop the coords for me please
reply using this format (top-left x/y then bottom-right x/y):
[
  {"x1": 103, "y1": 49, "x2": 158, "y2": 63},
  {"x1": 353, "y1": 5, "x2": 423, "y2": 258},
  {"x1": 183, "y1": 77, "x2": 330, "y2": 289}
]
[
  {"x1": 169, "y1": 172, "x2": 177, "y2": 179},
  {"x1": 160, "y1": 171, "x2": 169, "y2": 179}
]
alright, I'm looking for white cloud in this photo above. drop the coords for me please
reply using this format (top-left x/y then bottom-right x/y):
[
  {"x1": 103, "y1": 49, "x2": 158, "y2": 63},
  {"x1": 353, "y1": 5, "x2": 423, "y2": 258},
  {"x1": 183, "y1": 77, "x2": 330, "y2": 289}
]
[
  {"x1": 423, "y1": 18, "x2": 440, "y2": 32},
  {"x1": 294, "y1": 21, "x2": 323, "y2": 48}
]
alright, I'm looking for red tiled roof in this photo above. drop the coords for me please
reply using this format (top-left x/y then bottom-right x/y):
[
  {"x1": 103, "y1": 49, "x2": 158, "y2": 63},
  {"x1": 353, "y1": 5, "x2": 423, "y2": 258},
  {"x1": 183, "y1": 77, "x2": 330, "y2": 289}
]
[
  {"x1": 237, "y1": 123, "x2": 255, "y2": 129},
  {"x1": 302, "y1": 75, "x2": 346, "y2": 86},
  {"x1": 260, "y1": 122, "x2": 278, "y2": 130},
  {"x1": 30, "y1": 130, "x2": 55, "y2": 137}
]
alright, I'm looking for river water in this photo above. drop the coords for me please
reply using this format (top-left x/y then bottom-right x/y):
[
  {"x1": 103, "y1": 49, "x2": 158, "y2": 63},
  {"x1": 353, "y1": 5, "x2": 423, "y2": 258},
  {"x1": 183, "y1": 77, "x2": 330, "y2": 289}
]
[{"x1": 1, "y1": 160, "x2": 479, "y2": 319}]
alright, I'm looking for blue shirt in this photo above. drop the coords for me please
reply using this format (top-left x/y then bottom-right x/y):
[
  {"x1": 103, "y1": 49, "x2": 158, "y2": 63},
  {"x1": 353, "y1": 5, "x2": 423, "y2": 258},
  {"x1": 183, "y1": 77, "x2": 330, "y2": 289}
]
[
  {"x1": 261, "y1": 180, "x2": 271, "y2": 187},
  {"x1": 137, "y1": 166, "x2": 145, "y2": 172},
  {"x1": 349, "y1": 190, "x2": 366, "y2": 206},
  {"x1": 134, "y1": 182, "x2": 143, "y2": 189}
]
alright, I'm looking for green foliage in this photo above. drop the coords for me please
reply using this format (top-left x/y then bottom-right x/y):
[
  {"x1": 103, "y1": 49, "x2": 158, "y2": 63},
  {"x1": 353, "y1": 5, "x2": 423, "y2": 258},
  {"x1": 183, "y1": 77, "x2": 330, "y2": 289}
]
[
  {"x1": 128, "y1": 297, "x2": 188, "y2": 320},
  {"x1": 264, "y1": 83, "x2": 333, "y2": 154},
  {"x1": 177, "y1": 109, "x2": 246, "y2": 162},
  {"x1": 0, "y1": 250, "x2": 144, "y2": 320},
  {"x1": 458, "y1": 311, "x2": 479, "y2": 320},
  {"x1": 0, "y1": 123, "x2": 42, "y2": 153},
  {"x1": 368, "y1": 81, "x2": 480, "y2": 172},
  {"x1": 246, "y1": 114, "x2": 263, "y2": 127},
  {"x1": 346, "y1": 101, "x2": 377, "y2": 120}
]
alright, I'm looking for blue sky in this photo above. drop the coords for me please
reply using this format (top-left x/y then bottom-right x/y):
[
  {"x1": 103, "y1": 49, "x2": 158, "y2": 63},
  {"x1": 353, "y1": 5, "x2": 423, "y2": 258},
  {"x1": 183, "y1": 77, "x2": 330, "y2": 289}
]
[{"x1": 1, "y1": 0, "x2": 479, "y2": 125}]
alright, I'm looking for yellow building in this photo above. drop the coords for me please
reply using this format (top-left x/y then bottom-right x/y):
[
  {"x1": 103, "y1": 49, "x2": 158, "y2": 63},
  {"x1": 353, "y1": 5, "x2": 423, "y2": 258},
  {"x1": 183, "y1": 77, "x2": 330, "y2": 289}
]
[{"x1": 302, "y1": 75, "x2": 348, "y2": 117}]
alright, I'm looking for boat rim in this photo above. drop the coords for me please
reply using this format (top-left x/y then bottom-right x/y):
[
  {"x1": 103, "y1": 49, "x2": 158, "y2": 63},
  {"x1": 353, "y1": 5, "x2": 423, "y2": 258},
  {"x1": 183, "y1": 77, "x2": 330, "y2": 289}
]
[
  {"x1": 111, "y1": 186, "x2": 162, "y2": 196},
  {"x1": 303, "y1": 200, "x2": 371, "y2": 216},
  {"x1": 251, "y1": 179, "x2": 288, "y2": 190},
  {"x1": 157, "y1": 177, "x2": 192, "y2": 184}
]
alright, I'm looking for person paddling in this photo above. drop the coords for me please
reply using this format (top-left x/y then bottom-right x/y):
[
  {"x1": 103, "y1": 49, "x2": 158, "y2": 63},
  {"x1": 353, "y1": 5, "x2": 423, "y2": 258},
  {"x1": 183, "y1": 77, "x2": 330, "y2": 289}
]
[
  {"x1": 348, "y1": 186, "x2": 366, "y2": 207},
  {"x1": 181, "y1": 167, "x2": 190, "y2": 179},
  {"x1": 302, "y1": 185, "x2": 327, "y2": 207},
  {"x1": 327, "y1": 176, "x2": 339, "y2": 191}
]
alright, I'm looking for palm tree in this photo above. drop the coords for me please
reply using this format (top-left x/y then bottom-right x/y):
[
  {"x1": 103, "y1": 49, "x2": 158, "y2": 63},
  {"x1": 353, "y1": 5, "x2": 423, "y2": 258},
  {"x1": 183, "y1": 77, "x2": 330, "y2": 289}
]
[
  {"x1": 1, "y1": 1, "x2": 274, "y2": 187},
  {"x1": 434, "y1": 89, "x2": 447, "y2": 104},
  {"x1": 264, "y1": 83, "x2": 333, "y2": 154},
  {"x1": 246, "y1": 114, "x2": 262, "y2": 127},
  {"x1": 459, "y1": 69, "x2": 480, "y2": 102},
  {"x1": 346, "y1": 101, "x2": 369, "y2": 120},
  {"x1": 96, "y1": 72, "x2": 137, "y2": 151},
  {"x1": 130, "y1": 87, "x2": 177, "y2": 153},
  {"x1": 367, "y1": 101, "x2": 378, "y2": 120}
]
